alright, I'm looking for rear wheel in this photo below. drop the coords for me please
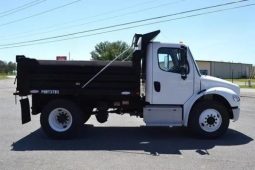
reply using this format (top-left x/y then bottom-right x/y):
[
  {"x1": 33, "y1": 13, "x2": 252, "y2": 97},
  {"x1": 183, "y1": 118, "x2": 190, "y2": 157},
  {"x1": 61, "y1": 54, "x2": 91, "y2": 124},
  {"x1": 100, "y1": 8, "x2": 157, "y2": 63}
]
[
  {"x1": 40, "y1": 99, "x2": 83, "y2": 139},
  {"x1": 189, "y1": 100, "x2": 229, "y2": 139}
]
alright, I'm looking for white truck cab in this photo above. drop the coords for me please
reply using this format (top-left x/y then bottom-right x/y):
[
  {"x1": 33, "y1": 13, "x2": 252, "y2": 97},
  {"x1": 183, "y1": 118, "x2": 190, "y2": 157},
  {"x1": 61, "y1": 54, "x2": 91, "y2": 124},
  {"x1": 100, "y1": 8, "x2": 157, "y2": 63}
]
[{"x1": 137, "y1": 30, "x2": 240, "y2": 138}]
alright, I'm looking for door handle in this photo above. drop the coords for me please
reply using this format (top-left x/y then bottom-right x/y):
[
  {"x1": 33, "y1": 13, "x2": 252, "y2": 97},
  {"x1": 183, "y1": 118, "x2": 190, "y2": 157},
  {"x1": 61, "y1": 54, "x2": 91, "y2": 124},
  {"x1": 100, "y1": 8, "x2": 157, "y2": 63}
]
[{"x1": 154, "y1": 81, "x2": 161, "y2": 92}]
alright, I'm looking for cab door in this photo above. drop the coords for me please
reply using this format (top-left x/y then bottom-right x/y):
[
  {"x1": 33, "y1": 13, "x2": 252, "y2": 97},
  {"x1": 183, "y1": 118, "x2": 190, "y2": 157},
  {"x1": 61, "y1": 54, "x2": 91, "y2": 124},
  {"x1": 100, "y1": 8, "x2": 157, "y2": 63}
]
[{"x1": 151, "y1": 43, "x2": 194, "y2": 105}]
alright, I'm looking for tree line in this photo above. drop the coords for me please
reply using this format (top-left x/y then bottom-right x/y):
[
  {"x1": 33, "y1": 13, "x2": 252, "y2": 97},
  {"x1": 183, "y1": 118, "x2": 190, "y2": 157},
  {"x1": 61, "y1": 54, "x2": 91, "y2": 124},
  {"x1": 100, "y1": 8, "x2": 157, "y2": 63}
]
[{"x1": 0, "y1": 60, "x2": 16, "y2": 74}]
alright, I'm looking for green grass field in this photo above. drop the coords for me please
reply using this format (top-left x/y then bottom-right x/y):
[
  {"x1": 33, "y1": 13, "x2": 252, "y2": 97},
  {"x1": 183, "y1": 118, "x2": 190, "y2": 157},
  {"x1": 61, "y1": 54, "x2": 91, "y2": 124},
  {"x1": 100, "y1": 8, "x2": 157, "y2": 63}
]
[
  {"x1": 224, "y1": 79, "x2": 255, "y2": 83},
  {"x1": 0, "y1": 74, "x2": 7, "y2": 80},
  {"x1": 239, "y1": 85, "x2": 255, "y2": 89},
  {"x1": 224, "y1": 78, "x2": 255, "y2": 89}
]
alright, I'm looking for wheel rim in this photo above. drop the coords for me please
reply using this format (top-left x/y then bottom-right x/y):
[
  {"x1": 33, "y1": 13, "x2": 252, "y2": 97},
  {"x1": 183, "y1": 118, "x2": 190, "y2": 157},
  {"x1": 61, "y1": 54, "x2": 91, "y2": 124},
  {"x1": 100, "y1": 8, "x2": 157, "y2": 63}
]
[
  {"x1": 48, "y1": 108, "x2": 73, "y2": 132},
  {"x1": 199, "y1": 109, "x2": 222, "y2": 132}
]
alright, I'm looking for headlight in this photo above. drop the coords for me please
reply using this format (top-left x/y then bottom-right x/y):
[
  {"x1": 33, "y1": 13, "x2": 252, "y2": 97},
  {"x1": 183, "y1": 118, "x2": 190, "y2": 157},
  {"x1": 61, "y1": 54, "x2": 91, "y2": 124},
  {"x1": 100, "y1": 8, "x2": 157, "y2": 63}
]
[{"x1": 233, "y1": 95, "x2": 240, "y2": 102}]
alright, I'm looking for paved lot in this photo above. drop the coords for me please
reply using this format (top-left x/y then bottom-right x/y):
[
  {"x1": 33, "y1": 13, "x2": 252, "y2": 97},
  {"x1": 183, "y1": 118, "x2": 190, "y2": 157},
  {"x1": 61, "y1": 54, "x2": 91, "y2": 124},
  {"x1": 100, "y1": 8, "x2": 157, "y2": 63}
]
[{"x1": 0, "y1": 78, "x2": 255, "y2": 170}]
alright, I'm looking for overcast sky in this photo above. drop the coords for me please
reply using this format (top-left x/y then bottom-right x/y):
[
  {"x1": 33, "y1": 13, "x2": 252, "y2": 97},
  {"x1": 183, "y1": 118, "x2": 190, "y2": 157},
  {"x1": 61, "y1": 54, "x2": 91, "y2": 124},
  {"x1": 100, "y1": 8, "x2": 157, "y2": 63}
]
[{"x1": 0, "y1": 0, "x2": 254, "y2": 64}]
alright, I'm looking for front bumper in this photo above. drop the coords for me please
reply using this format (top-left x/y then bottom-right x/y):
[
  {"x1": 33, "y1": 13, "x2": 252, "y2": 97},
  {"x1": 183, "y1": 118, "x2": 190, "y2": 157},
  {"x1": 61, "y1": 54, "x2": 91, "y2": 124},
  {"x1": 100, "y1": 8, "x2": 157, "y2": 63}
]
[{"x1": 232, "y1": 107, "x2": 240, "y2": 121}]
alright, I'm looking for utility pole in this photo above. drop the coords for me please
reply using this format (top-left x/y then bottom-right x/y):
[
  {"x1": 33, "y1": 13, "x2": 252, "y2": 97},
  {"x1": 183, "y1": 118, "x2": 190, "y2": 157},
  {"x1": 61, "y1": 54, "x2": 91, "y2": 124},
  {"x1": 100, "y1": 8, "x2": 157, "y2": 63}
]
[{"x1": 68, "y1": 52, "x2": 70, "y2": 60}]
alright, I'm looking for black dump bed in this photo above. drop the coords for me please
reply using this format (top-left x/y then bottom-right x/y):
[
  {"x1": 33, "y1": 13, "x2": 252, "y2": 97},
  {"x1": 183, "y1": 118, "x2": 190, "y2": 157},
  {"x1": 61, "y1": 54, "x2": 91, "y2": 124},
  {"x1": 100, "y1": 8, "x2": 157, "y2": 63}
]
[{"x1": 16, "y1": 56, "x2": 140, "y2": 99}]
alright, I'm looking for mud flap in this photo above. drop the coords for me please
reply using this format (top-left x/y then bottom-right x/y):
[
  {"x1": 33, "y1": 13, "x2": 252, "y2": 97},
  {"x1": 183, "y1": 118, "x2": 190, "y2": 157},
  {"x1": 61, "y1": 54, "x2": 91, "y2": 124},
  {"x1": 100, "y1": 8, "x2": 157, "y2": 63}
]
[{"x1": 20, "y1": 98, "x2": 31, "y2": 124}]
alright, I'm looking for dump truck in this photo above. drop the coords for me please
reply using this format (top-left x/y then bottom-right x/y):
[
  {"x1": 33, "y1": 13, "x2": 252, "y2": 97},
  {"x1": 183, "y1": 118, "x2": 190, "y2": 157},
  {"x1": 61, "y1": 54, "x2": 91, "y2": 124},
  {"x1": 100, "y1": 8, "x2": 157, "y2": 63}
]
[{"x1": 15, "y1": 30, "x2": 240, "y2": 139}]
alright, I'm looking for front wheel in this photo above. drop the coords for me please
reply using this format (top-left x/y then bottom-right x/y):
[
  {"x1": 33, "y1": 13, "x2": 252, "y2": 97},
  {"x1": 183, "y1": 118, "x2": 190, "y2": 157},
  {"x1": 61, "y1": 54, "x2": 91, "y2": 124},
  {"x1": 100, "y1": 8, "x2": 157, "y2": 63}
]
[
  {"x1": 189, "y1": 101, "x2": 230, "y2": 139},
  {"x1": 40, "y1": 99, "x2": 83, "y2": 139}
]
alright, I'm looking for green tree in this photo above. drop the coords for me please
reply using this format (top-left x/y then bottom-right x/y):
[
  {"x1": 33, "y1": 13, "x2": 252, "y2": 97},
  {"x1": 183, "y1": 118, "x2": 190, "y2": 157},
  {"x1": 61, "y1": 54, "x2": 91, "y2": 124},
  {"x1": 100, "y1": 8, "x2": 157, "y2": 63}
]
[
  {"x1": 0, "y1": 60, "x2": 7, "y2": 73},
  {"x1": 7, "y1": 62, "x2": 16, "y2": 73},
  {"x1": 0, "y1": 60, "x2": 16, "y2": 74},
  {"x1": 90, "y1": 41, "x2": 133, "y2": 61}
]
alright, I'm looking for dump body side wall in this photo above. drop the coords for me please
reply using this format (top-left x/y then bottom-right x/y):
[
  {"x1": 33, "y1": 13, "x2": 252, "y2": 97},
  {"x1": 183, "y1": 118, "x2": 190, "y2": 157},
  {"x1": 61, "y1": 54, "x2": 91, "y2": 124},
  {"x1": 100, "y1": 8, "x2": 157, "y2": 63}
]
[{"x1": 16, "y1": 56, "x2": 141, "y2": 114}]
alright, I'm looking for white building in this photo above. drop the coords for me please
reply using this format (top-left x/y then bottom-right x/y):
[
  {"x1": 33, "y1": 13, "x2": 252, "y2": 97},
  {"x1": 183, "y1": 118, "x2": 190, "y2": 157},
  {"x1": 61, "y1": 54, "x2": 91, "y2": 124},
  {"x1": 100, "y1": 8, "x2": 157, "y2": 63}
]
[{"x1": 196, "y1": 60, "x2": 253, "y2": 79}]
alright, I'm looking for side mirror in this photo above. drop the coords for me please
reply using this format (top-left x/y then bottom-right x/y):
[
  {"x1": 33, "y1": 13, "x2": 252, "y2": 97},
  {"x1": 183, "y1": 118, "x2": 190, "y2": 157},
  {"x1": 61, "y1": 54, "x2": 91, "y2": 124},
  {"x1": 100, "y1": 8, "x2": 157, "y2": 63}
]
[
  {"x1": 180, "y1": 65, "x2": 188, "y2": 80},
  {"x1": 180, "y1": 46, "x2": 188, "y2": 80}
]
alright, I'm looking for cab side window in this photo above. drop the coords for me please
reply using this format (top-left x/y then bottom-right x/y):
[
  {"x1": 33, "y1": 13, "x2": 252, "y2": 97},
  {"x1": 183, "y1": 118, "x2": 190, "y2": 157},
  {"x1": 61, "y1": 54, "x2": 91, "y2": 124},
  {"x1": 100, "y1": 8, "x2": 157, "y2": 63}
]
[{"x1": 158, "y1": 47, "x2": 182, "y2": 73}]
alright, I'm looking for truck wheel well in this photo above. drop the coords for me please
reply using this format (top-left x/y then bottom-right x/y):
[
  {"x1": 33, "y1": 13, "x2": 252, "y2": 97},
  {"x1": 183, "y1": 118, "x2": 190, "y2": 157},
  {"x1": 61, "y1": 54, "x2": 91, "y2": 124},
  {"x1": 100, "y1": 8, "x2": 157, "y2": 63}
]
[{"x1": 191, "y1": 94, "x2": 233, "y2": 119}]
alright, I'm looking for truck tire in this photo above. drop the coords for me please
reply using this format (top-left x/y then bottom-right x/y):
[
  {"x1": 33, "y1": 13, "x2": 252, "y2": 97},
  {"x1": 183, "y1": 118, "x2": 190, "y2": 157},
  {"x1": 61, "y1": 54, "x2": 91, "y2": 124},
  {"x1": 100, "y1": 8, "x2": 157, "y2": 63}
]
[
  {"x1": 40, "y1": 99, "x2": 83, "y2": 139},
  {"x1": 189, "y1": 100, "x2": 229, "y2": 139}
]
